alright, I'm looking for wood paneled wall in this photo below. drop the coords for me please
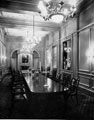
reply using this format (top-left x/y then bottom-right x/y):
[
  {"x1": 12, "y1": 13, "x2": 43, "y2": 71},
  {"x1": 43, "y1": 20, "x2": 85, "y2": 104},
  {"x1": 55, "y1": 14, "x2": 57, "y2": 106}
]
[{"x1": 0, "y1": 26, "x2": 7, "y2": 77}]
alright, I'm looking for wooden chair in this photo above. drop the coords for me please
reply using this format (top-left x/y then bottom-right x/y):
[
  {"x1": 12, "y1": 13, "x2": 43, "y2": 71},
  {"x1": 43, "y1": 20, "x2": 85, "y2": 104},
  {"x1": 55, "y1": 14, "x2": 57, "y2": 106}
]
[
  {"x1": 62, "y1": 73, "x2": 71, "y2": 90},
  {"x1": 52, "y1": 68, "x2": 57, "y2": 78},
  {"x1": 46, "y1": 66, "x2": 51, "y2": 77},
  {"x1": 63, "y1": 77, "x2": 80, "y2": 104},
  {"x1": 55, "y1": 73, "x2": 62, "y2": 83},
  {"x1": 69, "y1": 78, "x2": 80, "y2": 104},
  {"x1": 62, "y1": 77, "x2": 80, "y2": 113},
  {"x1": 47, "y1": 68, "x2": 57, "y2": 79}
]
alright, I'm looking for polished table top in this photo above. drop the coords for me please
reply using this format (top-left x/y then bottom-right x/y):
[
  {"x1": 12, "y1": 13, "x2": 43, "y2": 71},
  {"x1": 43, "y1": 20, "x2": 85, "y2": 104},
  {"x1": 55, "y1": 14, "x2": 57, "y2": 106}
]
[{"x1": 23, "y1": 71, "x2": 58, "y2": 93}]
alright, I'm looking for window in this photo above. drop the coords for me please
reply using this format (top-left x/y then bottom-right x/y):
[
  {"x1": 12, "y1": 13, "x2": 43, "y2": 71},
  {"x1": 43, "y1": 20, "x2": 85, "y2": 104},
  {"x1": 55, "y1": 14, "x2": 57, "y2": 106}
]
[{"x1": 63, "y1": 40, "x2": 71, "y2": 70}]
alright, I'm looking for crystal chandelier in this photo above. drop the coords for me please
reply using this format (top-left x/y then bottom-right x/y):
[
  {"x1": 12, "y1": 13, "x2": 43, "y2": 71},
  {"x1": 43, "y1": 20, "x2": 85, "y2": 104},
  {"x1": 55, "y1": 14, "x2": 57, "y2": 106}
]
[
  {"x1": 21, "y1": 15, "x2": 42, "y2": 52},
  {"x1": 38, "y1": 0, "x2": 76, "y2": 23},
  {"x1": 26, "y1": 15, "x2": 41, "y2": 48}
]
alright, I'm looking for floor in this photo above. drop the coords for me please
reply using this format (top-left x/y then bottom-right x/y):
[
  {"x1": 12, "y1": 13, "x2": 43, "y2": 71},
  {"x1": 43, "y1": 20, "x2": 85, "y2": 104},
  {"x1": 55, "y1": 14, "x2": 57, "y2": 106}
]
[{"x1": 0, "y1": 72, "x2": 94, "y2": 119}]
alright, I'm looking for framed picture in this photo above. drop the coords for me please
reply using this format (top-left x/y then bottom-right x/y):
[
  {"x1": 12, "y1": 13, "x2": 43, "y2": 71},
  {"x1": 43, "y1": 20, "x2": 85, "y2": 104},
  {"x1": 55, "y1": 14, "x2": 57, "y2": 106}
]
[
  {"x1": 62, "y1": 39, "x2": 71, "y2": 70},
  {"x1": 22, "y1": 54, "x2": 29, "y2": 63}
]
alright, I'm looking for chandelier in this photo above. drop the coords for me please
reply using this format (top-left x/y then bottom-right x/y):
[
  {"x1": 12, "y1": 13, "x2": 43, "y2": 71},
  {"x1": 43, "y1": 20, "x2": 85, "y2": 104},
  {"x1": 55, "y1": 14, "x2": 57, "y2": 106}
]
[
  {"x1": 21, "y1": 15, "x2": 41, "y2": 52},
  {"x1": 38, "y1": 0, "x2": 76, "y2": 23},
  {"x1": 26, "y1": 15, "x2": 41, "y2": 46}
]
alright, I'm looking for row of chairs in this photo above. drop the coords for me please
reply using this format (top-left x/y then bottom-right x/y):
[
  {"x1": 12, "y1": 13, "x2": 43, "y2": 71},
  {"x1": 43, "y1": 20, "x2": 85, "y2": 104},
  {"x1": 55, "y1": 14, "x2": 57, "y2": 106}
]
[
  {"x1": 41, "y1": 68, "x2": 80, "y2": 104},
  {"x1": 11, "y1": 71, "x2": 27, "y2": 101}
]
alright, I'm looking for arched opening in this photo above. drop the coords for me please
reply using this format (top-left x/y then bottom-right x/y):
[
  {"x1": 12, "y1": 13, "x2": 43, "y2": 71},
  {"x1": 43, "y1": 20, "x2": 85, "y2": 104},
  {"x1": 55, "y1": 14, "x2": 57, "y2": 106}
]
[
  {"x1": 18, "y1": 52, "x2": 32, "y2": 73},
  {"x1": 11, "y1": 50, "x2": 18, "y2": 70},
  {"x1": 11, "y1": 49, "x2": 33, "y2": 72}
]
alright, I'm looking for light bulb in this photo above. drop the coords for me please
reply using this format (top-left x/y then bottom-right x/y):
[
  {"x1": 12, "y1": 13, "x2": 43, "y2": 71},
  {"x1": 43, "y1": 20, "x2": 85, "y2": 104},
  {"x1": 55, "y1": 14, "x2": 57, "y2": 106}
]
[{"x1": 51, "y1": 14, "x2": 64, "y2": 23}]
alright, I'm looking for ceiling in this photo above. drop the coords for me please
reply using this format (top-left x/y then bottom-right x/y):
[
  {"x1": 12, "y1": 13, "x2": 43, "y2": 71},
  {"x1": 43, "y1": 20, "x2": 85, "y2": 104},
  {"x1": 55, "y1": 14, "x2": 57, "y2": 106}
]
[{"x1": 0, "y1": 0, "x2": 83, "y2": 40}]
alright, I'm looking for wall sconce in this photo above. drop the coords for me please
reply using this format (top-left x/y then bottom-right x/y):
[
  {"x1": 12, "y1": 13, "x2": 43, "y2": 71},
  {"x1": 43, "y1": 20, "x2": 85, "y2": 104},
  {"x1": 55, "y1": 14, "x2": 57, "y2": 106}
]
[
  {"x1": 86, "y1": 47, "x2": 94, "y2": 61},
  {"x1": 1, "y1": 55, "x2": 7, "y2": 60}
]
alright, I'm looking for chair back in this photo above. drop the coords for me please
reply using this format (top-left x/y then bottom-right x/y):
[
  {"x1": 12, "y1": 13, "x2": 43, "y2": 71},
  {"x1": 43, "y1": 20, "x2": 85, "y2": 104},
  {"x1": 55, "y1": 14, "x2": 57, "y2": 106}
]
[
  {"x1": 52, "y1": 68, "x2": 57, "y2": 78},
  {"x1": 70, "y1": 78, "x2": 80, "y2": 94},
  {"x1": 47, "y1": 66, "x2": 50, "y2": 72},
  {"x1": 56, "y1": 73, "x2": 61, "y2": 80},
  {"x1": 63, "y1": 73, "x2": 71, "y2": 88}
]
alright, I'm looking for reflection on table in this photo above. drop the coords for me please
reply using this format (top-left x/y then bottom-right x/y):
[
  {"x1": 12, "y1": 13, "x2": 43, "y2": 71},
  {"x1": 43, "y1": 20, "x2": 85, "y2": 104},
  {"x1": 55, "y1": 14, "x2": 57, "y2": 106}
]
[{"x1": 23, "y1": 71, "x2": 54, "y2": 93}]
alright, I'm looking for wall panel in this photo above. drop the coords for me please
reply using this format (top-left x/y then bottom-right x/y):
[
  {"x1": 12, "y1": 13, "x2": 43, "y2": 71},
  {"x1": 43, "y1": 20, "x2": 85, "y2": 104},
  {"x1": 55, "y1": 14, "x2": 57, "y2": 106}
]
[
  {"x1": 45, "y1": 48, "x2": 52, "y2": 68},
  {"x1": 61, "y1": 18, "x2": 77, "y2": 39},
  {"x1": 0, "y1": 42, "x2": 1, "y2": 66},
  {"x1": 53, "y1": 31, "x2": 59, "y2": 42},
  {"x1": 90, "y1": 28, "x2": 94, "y2": 73},
  {"x1": 79, "y1": 29, "x2": 90, "y2": 72},
  {"x1": 79, "y1": 4, "x2": 94, "y2": 29},
  {"x1": 52, "y1": 46, "x2": 57, "y2": 68},
  {"x1": 79, "y1": 75, "x2": 89, "y2": 87},
  {"x1": 73, "y1": 33, "x2": 78, "y2": 77}
]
